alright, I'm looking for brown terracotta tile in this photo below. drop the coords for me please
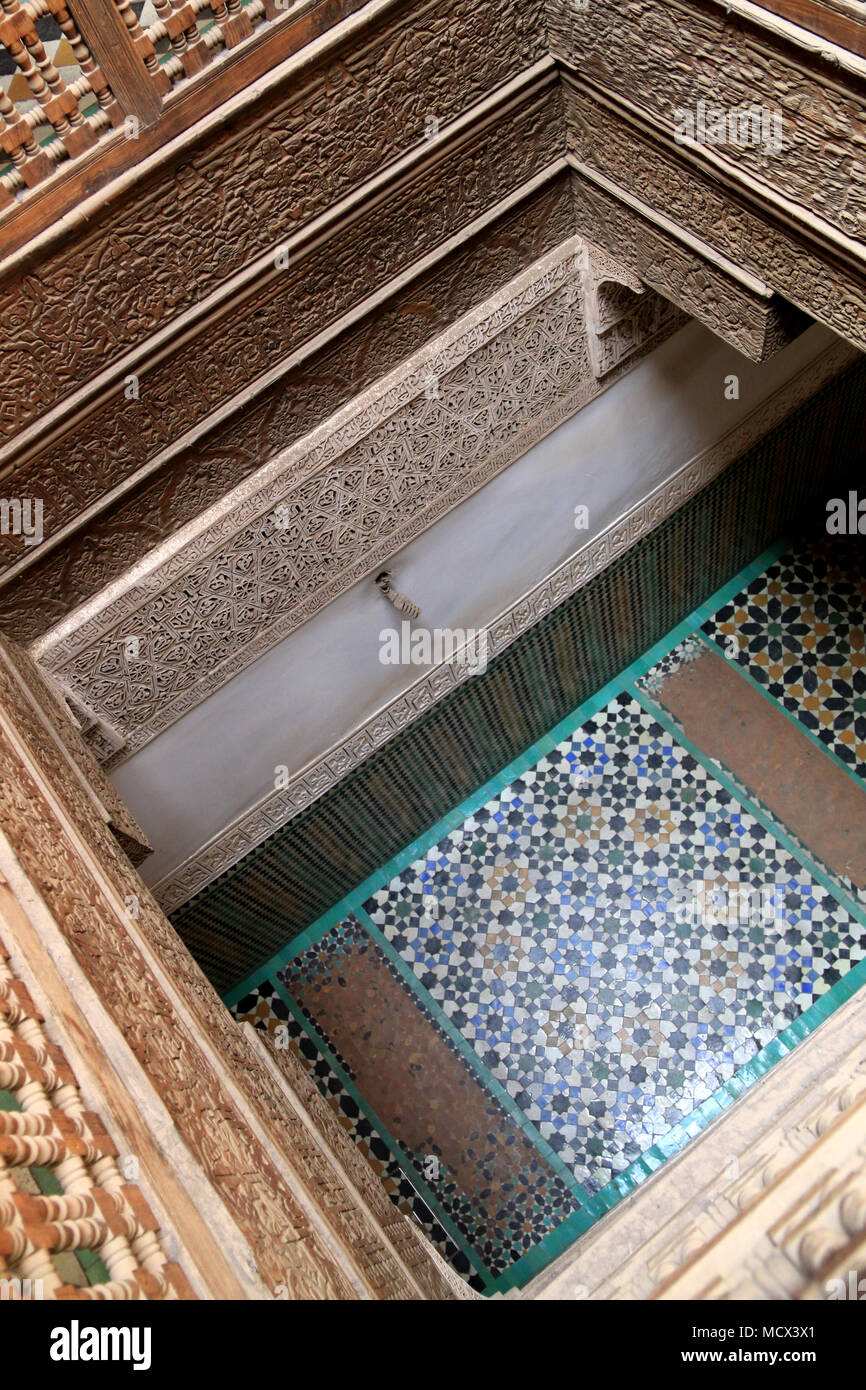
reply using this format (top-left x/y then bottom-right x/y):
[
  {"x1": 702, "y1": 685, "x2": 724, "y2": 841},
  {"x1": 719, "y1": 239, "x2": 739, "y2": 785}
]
[{"x1": 654, "y1": 644, "x2": 866, "y2": 892}]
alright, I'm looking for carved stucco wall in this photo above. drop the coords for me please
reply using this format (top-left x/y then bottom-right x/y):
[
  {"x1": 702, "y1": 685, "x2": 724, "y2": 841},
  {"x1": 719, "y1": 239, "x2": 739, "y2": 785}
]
[{"x1": 32, "y1": 237, "x2": 685, "y2": 766}]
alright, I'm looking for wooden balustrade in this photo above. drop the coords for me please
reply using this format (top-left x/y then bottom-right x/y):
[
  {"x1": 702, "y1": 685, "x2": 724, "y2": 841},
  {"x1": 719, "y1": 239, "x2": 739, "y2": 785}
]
[
  {"x1": 0, "y1": 929, "x2": 195, "y2": 1300},
  {"x1": 0, "y1": 0, "x2": 294, "y2": 219}
]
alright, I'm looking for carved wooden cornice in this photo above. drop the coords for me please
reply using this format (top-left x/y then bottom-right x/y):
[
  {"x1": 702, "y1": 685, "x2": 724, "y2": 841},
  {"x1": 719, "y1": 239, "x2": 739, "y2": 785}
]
[
  {"x1": 0, "y1": 75, "x2": 566, "y2": 604},
  {"x1": 0, "y1": 0, "x2": 549, "y2": 445},
  {"x1": 560, "y1": 74, "x2": 866, "y2": 352},
  {"x1": 0, "y1": 630, "x2": 462, "y2": 1299},
  {"x1": 549, "y1": 0, "x2": 866, "y2": 244}
]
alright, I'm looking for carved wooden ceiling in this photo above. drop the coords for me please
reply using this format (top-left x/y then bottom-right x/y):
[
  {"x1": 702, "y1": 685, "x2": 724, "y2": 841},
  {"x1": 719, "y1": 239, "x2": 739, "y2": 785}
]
[{"x1": 1, "y1": 0, "x2": 864, "y2": 765}]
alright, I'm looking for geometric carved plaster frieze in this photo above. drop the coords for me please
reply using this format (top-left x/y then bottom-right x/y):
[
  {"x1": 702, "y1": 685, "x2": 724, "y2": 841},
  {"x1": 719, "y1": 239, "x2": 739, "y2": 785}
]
[
  {"x1": 515, "y1": 960, "x2": 866, "y2": 1301},
  {"x1": 148, "y1": 333, "x2": 858, "y2": 913},
  {"x1": 31, "y1": 237, "x2": 685, "y2": 767}
]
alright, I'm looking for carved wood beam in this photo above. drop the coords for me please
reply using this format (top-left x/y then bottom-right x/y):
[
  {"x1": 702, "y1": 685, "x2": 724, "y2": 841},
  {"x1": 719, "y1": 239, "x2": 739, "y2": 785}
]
[
  {"x1": 560, "y1": 75, "x2": 866, "y2": 356},
  {"x1": 566, "y1": 159, "x2": 809, "y2": 363},
  {"x1": 66, "y1": 0, "x2": 164, "y2": 125}
]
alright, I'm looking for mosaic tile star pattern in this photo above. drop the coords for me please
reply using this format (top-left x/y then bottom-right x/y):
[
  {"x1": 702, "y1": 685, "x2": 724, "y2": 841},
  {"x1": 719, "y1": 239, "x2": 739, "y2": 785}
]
[
  {"x1": 703, "y1": 534, "x2": 866, "y2": 778},
  {"x1": 233, "y1": 532, "x2": 866, "y2": 1292},
  {"x1": 364, "y1": 692, "x2": 863, "y2": 1194}
]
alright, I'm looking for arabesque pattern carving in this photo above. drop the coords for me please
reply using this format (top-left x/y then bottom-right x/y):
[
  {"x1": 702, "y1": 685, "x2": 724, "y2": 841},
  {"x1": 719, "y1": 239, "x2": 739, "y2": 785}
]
[
  {"x1": 550, "y1": 0, "x2": 866, "y2": 241},
  {"x1": 34, "y1": 239, "x2": 682, "y2": 763},
  {"x1": 0, "y1": 0, "x2": 546, "y2": 440},
  {"x1": 563, "y1": 81, "x2": 866, "y2": 352},
  {"x1": 0, "y1": 88, "x2": 562, "y2": 582},
  {"x1": 567, "y1": 163, "x2": 796, "y2": 360},
  {"x1": 0, "y1": 174, "x2": 572, "y2": 640}
]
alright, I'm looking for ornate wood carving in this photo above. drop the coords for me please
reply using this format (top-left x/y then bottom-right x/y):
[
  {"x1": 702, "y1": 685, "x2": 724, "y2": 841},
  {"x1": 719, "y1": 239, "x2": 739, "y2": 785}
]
[
  {"x1": 0, "y1": 0, "x2": 547, "y2": 441},
  {"x1": 562, "y1": 78, "x2": 866, "y2": 353},
  {"x1": 567, "y1": 162, "x2": 804, "y2": 361},
  {"x1": 0, "y1": 633, "x2": 460, "y2": 1298},
  {"x1": 0, "y1": 172, "x2": 572, "y2": 638},
  {"x1": 549, "y1": 0, "x2": 866, "y2": 243},
  {"x1": 1, "y1": 0, "x2": 861, "y2": 645},
  {"x1": 0, "y1": 85, "x2": 563, "y2": 587}
]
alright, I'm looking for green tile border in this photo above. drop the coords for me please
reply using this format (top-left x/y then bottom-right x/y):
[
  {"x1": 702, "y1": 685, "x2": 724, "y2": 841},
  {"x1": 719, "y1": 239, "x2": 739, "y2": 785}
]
[
  {"x1": 351, "y1": 902, "x2": 588, "y2": 1205},
  {"x1": 627, "y1": 680, "x2": 866, "y2": 934},
  {"x1": 223, "y1": 531, "x2": 866, "y2": 1294},
  {"x1": 223, "y1": 536, "x2": 794, "y2": 1008}
]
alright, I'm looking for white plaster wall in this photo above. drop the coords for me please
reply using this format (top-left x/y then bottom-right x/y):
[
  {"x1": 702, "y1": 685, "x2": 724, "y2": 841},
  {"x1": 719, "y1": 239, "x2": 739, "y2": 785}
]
[{"x1": 111, "y1": 318, "x2": 841, "y2": 888}]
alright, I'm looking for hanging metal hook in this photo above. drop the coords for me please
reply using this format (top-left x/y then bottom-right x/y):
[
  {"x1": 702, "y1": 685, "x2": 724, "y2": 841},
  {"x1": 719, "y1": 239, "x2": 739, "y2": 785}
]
[{"x1": 375, "y1": 570, "x2": 421, "y2": 620}]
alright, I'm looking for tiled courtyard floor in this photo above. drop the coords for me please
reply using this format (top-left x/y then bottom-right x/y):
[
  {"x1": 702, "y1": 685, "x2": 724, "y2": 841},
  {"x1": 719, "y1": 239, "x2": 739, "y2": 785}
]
[{"x1": 230, "y1": 531, "x2": 866, "y2": 1294}]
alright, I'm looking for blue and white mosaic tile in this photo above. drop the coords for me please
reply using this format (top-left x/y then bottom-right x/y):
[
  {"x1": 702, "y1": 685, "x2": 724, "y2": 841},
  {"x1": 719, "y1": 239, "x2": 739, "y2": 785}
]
[{"x1": 363, "y1": 692, "x2": 864, "y2": 1191}]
